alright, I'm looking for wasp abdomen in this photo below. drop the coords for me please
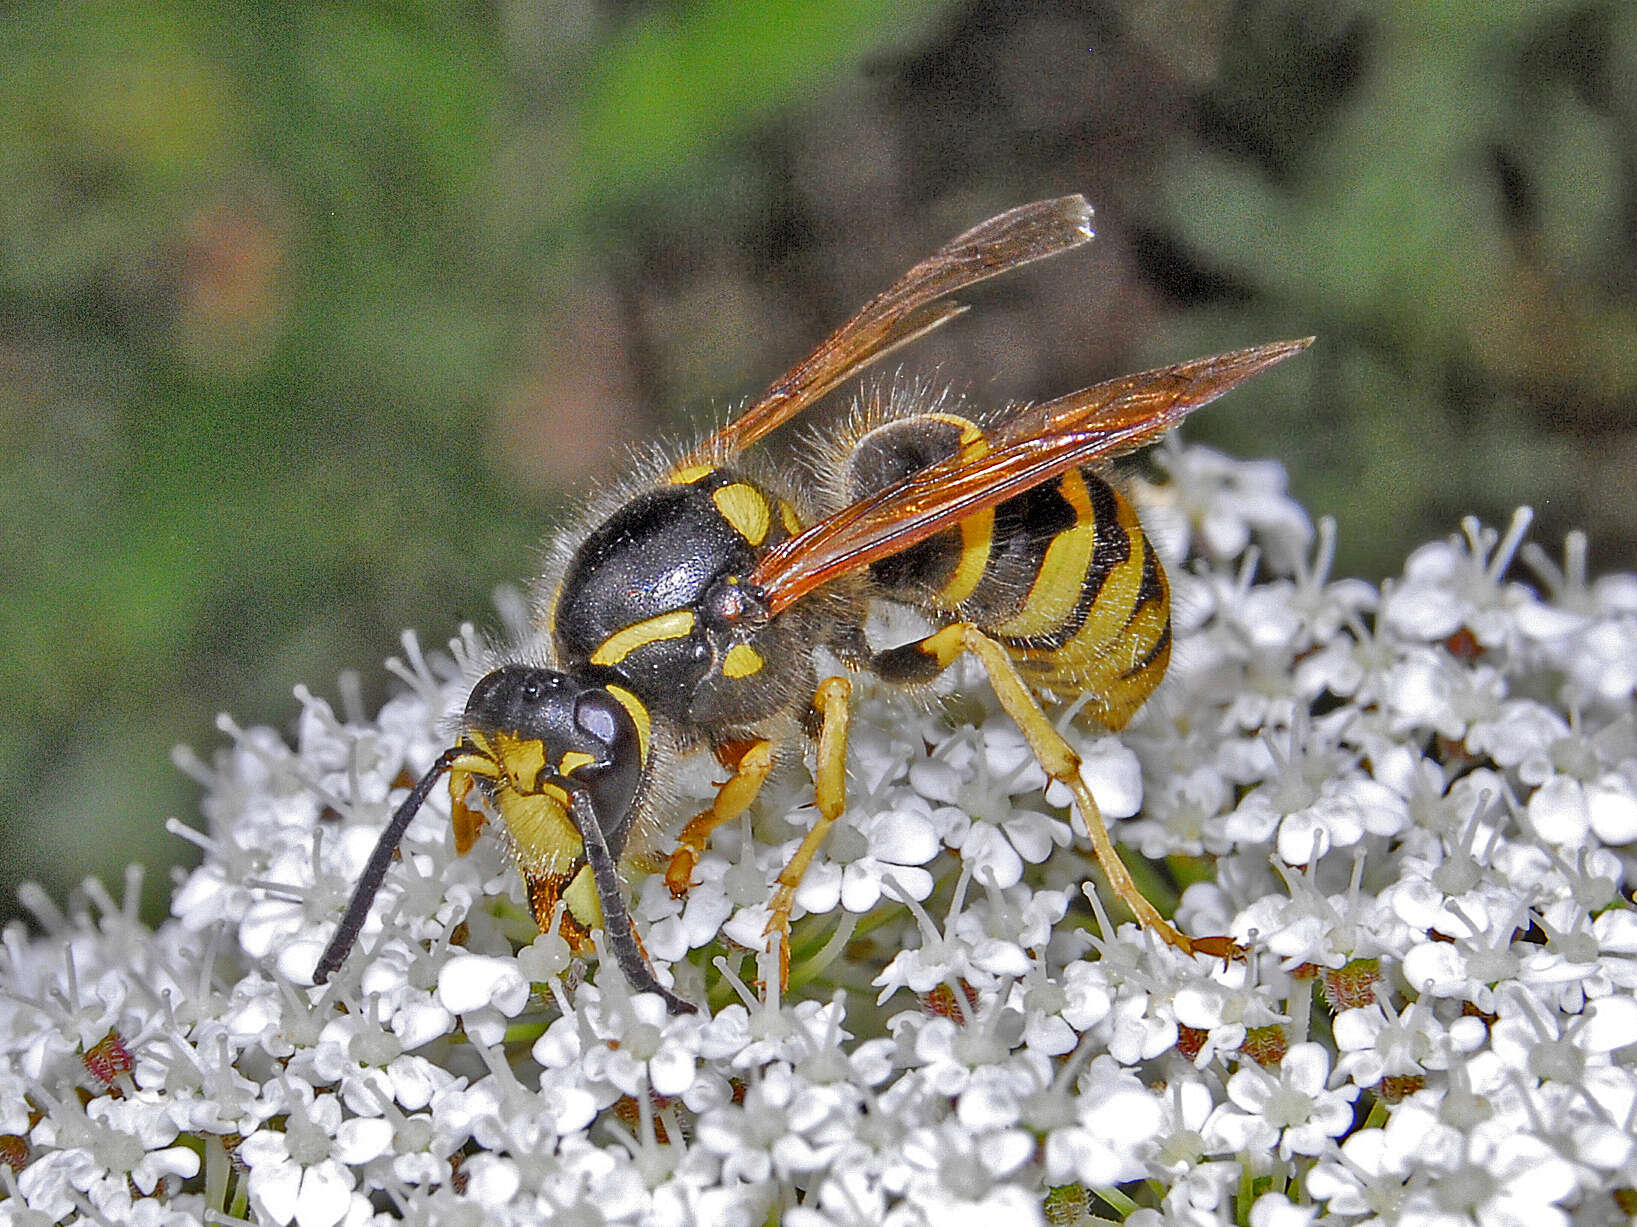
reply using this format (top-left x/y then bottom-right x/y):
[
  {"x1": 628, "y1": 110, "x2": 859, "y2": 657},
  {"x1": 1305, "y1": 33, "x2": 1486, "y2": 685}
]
[{"x1": 848, "y1": 412, "x2": 1171, "y2": 731}]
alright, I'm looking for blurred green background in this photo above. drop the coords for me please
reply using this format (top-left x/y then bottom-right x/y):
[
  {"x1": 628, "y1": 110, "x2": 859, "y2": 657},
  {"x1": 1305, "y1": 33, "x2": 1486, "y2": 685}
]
[{"x1": 3, "y1": 0, "x2": 1633, "y2": 925}]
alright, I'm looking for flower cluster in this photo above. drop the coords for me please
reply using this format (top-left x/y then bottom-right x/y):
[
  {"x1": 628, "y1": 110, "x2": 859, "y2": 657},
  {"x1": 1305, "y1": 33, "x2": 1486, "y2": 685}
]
[{"x1": 2, "y1": 442, "x2": 1634, "y2": 1226}]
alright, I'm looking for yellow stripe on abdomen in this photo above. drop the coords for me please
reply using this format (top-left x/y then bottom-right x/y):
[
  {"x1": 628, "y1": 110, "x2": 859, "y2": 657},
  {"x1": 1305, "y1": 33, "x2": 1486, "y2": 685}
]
[
  {"x1": 935, "y1": 507, "x2": 994, "y2": 606},
  {"x1": 990, "y1": 469, "x2": 1099, "y2": 639},
  {"x1": 1009, "y1": 492, "x2": 1171, "y2": 729}
]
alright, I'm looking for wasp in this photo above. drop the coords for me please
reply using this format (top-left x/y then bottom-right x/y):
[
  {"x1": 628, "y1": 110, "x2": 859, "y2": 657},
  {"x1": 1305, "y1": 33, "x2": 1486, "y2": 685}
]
[{"x1": 313, "y1": 196, "x2": 1310, "y2": 1013}]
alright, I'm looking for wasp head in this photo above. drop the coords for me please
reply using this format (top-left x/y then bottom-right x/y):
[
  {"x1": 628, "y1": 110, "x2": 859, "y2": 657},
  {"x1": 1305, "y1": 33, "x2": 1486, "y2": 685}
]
[
  {"x1": 312, "y1": 663, "x2": 656, "y2": 993},
  {"x1": 456, "y1": 664, "x2": 645, "y2": 856}
]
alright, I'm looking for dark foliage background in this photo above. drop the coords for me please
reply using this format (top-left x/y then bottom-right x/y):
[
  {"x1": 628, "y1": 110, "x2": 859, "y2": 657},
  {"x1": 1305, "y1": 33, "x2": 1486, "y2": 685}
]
[{"x1": 3, "y1": 0, "x2": 1633, "y2": 923}]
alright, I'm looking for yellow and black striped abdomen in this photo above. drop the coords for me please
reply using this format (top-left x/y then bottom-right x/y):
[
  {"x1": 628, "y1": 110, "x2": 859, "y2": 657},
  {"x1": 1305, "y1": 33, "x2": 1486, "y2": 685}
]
[
  {"x1": 849, "y1": 414, "x2": 1172, "y2": 731},
  {"x1": 981, "y1": 468, "x2": 1170, "y2": 730}
]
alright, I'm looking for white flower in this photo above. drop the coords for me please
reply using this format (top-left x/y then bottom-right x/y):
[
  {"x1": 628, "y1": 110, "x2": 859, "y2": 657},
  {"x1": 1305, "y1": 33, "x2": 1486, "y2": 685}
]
[
  {"x1": 1171, "y1": 955, "x2": 1287, "y2": 1067},
  {"x1": 886, "y1": 1117, "x2": 1041, "y2": 1227},
  {"x1": 537, "y1": 985, "x2": 706, "y2": 1100},
  {"x1": 1043, "y1": 1055, "x2": 1165, "y2": 1186},
  {"x1": 236, "y1": 1083, "x2": 383, "y2": 1227},
  {"x1": 1211, "y1": 1043, "x2": 1357, "y2": 1158},
  {"x1": 1147, "y1": 1076, "x2": 1242, "y2": 1211},
  {"x1": 1396, "y1": 1129, "x2": 1579, "y2": 1227},
  {"x1": 1332, "y1": 997, "x2": 1478, "y2": 1087},
  {"x1": 913, "y1": 724, "x2": 1072, "y2": 888},
  {"x1": 782, "y1": 793, "x2": 941, "y2": 920},
  {"x1": 1149, "y1": 442, "x2": 1313, "y2": 571}
]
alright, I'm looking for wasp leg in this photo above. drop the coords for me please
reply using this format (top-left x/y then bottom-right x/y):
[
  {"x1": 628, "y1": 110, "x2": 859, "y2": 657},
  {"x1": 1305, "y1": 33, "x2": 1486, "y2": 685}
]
[
  {"x1": 567, "y1": 791, "x2": 697, "y2": 1014},
  {"x1": 764, "y1": 675, "x2": 852, "y2": 986},
  {"x1": 908, "y1": 622, "x2": 1197, "y2": 955},
  {"x1": 664, "y1": 738, "x2": 777, "y2": 898}
]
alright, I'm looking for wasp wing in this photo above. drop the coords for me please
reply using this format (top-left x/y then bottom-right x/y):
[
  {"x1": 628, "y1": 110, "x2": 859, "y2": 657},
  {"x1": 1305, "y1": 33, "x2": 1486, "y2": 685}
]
[
  {"x1": 995, "y1": 337, "x2": 1313, "y2": 448},
  {"x1": 748, "y1": 339, "x2": 1312, "y2": 615},
  {"x1": 683, "y1": 196, "x2": 1095, "y2": 466}
]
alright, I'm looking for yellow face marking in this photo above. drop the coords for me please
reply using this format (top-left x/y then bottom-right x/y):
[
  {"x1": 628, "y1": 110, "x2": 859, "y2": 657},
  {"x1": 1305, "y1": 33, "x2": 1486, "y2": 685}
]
[
  {"x1": 496, "y1": 789, "x2": 580, "y2": 870},
  {"x1": 712, "y1": 482, "x2": 772, "y2": 546},
  {"x1": 447, "y1": 741, "x2": 507, "y2": 854},
  {"x1": 589, "y1": 609, "x2": 697, "y2": 667},
  {"x1": 458, "y1": 730, "x2": 499, "y2": 764},
  {"x1": 721, "y1": 642, "x2": 764, "y2": 678},
  {"x1": 559, "y1": 750, "x2": 596, "y2": 777},
  {"x1": 668, "y1": 462, "x2": 715, "y2": 485},
  {"x1": 603, "y1": 684, "x2": 651, "y2": 761},
  {"x1": 494, "y1": 732, "x2": 548, "y2": 794},
  {"x1": 449, "y1": 768, "x2": 487, "y2": 855}
]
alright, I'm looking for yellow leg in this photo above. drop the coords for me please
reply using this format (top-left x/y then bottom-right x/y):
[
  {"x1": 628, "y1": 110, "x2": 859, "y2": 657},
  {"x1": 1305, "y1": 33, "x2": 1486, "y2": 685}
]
[
  {"x1": 918, "y1": 622, "x2": 1197, "y2": 955},
  {"x1": 664, "y1": 738, "x2": 777, "y2": 897},
  {"x1": 764, "y1": 675, "x2": 852, "y2": 984}
]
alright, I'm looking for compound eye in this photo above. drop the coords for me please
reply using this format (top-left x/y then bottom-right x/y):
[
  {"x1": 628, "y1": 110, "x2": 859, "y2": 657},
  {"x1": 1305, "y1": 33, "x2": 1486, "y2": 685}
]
[{"x1": 573, "y1": 691, "x2": 627, "y2": 751}]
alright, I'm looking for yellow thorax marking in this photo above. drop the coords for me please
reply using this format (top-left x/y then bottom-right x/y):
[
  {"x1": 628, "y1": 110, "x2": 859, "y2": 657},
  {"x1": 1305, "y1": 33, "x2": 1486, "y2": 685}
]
[
  {"x1": 590, "y1": 609, "x2": 697, "y2": 667},
  {"x1": 721, "y1": 642, "x2": 764, "y2": 678},
  {"x1": 924, "y1": 411, "x2": 988, "y2": 455},
  {"x1": 777, "y1": 499, "x2": 803, "y2": 535},
  {"x1": 668, "y1": 462, "x2": 715, "y2": 485},
  {"x1": 712, "y1": 482, "x2": 772, "y2": 545}
]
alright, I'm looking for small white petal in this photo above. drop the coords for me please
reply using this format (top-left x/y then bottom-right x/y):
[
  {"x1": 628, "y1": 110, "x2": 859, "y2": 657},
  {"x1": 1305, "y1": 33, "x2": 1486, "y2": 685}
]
[
  {"x1": 1526, "y1": 776, "x2": 1590, "y2": 845},
  {"x1": 436, "y1": 954, "x2": 528, "y2": 1016},
  {"x1": 1079, "y1": 741, "x2": 1143, "y2": 819},
  {"x1": 649, "y1": 1045, "x2": 698, "y2": 1097},
  {"x1": 1402, "y1": 940, "x2": 1471, "y2": 997},
  {"x1": 250, "y1": 1160, "x2": 301, "y2": 1226},
  {"x1": 461, "y1": 1153, "x2": 522, "y2": 1209},
  {"x1": 293, "y1": 1164, "x2": 353, "y2": 1227},
  {"x1": 1587, "y1": 778, "x2": 1637, "y2": 844},
  {"x1": 1250, "y1": 1192, "x2": 1317, "y2": 1227},
  {"x1": 867, "y1": 809, "x2": 940, "y2": 863},
  {"x1": 334, "y1": 1116, "x2": 392, "y2": 1164},
  {"x1": 1580, "y1": 995, "x2": 1637, "y2": 1052}
]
